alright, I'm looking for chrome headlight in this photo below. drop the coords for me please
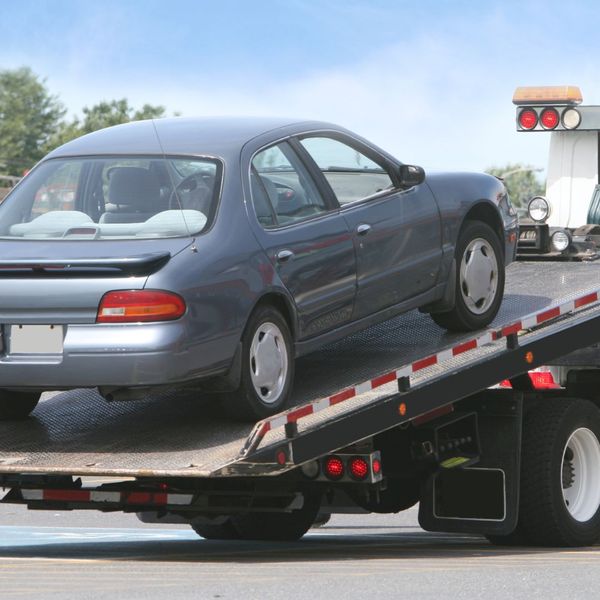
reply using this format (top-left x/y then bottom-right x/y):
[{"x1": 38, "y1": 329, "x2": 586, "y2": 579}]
[
  {"x1": 528, "y1": 196, "x2": 550, "y2": 223},
  {"x1": 551, "y1": 229, "x2": 571, "y2": 252}
]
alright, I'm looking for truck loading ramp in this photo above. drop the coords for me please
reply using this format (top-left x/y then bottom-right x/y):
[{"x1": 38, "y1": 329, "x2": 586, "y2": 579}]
[{"x1": 0, "y1": 261, "x2": 600, "y2": 479}]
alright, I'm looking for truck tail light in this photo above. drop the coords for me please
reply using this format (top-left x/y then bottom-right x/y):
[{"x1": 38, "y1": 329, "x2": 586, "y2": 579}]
[
  {"x1": 540, "y1": 107, "x2": 559, "y2": 129},
  {"x1": 518, "y1": 108, "x2": 538, "y2": 130},
  {"x1": 323, "y1": 456, "x2": 345, "y2": 480},
  {"x1": 348, "y1": 457, "x2": 370, "y2": 480},
  {"x1": 97, "y1": 290, "x2": 186, "y2": 323}
]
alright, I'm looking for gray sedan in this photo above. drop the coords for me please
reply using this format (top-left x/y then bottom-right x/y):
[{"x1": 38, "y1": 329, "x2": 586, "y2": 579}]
[{"x1": 0, "y1": 118, "x2": 518, "y2": 420}]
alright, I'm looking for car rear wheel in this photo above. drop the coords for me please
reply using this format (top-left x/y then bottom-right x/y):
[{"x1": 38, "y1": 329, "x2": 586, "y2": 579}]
[
  {"x1": 223, "y1": 305, "x2": 294, "y2": 421},
  {"x1": 190, "y1": 518, "x2": 241, "y2": 540},
  {"x1": 431, "y1": 220, "x2": 504, "y2": 331},
  {"x1": 0, "y1": 390, "x2": 40, "y2": 420}
]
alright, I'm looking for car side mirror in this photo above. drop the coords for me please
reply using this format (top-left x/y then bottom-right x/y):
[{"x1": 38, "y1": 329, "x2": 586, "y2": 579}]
[{"x1": 398, "y1": 164, "x2": 425, "y2": 187}]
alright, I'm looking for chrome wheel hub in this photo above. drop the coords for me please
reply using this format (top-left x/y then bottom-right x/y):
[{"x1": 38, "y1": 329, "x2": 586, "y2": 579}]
[
  {"x1": 460, "y1": 238, "x2": 499, "y2": 315},
  {"x1": 562, "y1": 427, "x2": 600, "y2": 522},
  {"x1": 249, "y1": 322, "x2": 288, "y2": 404}
]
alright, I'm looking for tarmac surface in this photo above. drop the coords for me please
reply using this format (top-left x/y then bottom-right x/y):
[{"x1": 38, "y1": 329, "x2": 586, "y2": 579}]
[{"x1": 0, "y1": 504, "x2": 599, "y2": 600}]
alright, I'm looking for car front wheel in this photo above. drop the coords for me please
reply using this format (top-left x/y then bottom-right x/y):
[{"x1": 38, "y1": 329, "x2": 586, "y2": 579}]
[
  {"x1": 431, "y1": 220, "x2": 504, "y2": 331},
  {"x1": 223, "y1": 305, "x2": 294, "y2": 421}
]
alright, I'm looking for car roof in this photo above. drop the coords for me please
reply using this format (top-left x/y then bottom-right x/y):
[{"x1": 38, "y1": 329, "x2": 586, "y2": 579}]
[{"x1": 45, "y1": 117, "x2": 342, "y2": 159}]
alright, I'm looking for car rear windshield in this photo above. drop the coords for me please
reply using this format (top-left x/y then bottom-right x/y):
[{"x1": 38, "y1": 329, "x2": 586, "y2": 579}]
[{"x1": 0, "y1": 156, "x2": 222, "y2": 240}]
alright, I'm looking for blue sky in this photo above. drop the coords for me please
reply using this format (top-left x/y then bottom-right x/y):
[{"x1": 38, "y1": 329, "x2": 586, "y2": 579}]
[{"x1": 4, "y1": 0, "x2": 600, "y2": 174}]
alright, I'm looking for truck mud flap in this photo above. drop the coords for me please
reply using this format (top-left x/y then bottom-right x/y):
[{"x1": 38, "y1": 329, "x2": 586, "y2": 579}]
[{"x1": 418, "y1": 390, "x2": 522, "y2": 536}]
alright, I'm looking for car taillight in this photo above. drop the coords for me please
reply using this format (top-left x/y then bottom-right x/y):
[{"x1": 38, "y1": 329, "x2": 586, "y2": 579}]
[
  {"x1": 348, "y1": 457, "x2": 369, "y2": 480},
  {"x1": 540, "y1": 107, "x2": 559, "y2": 129},
  {"x1": 323, "y1": 456, "x2": 345, "y2": 480},
  {"x1": 96, "y1": 290, "x2": 186, "y2": 323},
  {"x1": 518, "y1": 108, "x2": 538, "y2": 130}
]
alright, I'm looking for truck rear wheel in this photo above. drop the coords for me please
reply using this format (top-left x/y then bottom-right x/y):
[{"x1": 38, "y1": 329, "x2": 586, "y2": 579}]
[
  {"x1": 229, "y1": 493, "x2": 321, "y2": 541},
  {"x1": 515, "y1": 398, "x2": 600, "y2": 547},
  {"x1": 0, "y1": 390, "x2": 40, "y2": 420}
]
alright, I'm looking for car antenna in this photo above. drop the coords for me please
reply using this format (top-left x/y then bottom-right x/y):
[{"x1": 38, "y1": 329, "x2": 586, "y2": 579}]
[{"x1": 150, "y1": 119, "x2": 194, "y2": 244}]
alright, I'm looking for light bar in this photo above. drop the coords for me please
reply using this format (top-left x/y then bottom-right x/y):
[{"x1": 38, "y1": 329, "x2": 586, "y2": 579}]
[{"x1": 513, "y1": 86, "x2": 582, "y2": 106}]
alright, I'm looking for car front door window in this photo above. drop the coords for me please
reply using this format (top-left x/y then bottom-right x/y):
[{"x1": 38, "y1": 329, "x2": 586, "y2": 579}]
[
  {"x1": 299, "y1": 136, "x2": 394, "y2": 205},
  {"x1": 251, "y1": 142, "x2": 328, "y2": 227}
]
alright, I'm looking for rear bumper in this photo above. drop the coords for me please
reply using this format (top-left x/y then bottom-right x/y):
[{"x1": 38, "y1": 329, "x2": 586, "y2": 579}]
[{"x1": 0, "y1": 321, "x2": 234, "y2": 389}]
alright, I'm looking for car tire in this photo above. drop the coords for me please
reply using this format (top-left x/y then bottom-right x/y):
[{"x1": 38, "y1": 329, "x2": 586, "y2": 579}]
[
  {"x1": 190, "y1": 518, "x2": 241, "y2": 540},
  {"x1": 431, "y1": 220, "x2": 504, "y2": 332},
  {"x1": 515, "y1": 398, "x2": 600, "y2": 547},
  {"x1": 230, "y1": 493, "x2": 321, "y2": 541},
  {"x1": 0, "y1": 390, "x2": 40, "y2": 420},
  {"x1": 223, "y1": 305, "x2": 294, "y2": 421}
]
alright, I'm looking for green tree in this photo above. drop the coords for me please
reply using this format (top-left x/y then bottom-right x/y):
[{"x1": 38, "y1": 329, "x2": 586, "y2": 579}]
[
  {"x1": 486, "y1": 164, "x2": 545, "y2": 208},
  {"x1": 48, "y1": 99, "x2": 166, "y2": 150},
  {"x1": 0, "y1": 67, "x2": 65, "y2": 175}
]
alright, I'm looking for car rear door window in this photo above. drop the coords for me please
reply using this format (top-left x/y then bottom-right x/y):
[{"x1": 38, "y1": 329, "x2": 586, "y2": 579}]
[
  {"x1": 251, "y1": 142, "x2": 328, "y2": 228},
  {"x1": 299, "y1": 136, "x2": 394, "y2": 205}
]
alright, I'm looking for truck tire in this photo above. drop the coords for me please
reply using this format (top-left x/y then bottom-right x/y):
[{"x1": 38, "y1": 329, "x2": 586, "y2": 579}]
[
  {"x1": 431, "y1": 220, "x2": 504, "y2": 331},
  {"x1": 230, "y1": 493, "x2": 321, "y2": 541},
  {"x1": 485, "y1": 524, "x2": 528, "y2": 546},
  {"x1": 516, "y1": 398, "x2": 600, "y2": 546},
  {"x1": 223, "y1": 305, "x2": 294, "y2": 421},
  {"x1": 0, "y1": 390, "x2": 40, "y2": 420},
  {"x1": 190, "y1": 518, "x2": 241, "y2": 540}
]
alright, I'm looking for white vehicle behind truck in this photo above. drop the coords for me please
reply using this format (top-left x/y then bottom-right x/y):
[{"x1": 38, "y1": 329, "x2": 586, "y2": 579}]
[{"x1": 515, "y1": 85, "x2": 600, "y2": 259}]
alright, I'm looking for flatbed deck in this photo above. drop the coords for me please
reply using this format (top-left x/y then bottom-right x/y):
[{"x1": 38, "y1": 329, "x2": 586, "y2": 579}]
[{"x1": 1, "y1": 261, "x2": 600, "y2": 479}]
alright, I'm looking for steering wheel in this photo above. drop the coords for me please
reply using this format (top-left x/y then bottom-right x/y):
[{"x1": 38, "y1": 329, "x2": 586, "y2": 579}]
[{"x1": 168, "y1": 174, "x2": 202, "y2": 209}]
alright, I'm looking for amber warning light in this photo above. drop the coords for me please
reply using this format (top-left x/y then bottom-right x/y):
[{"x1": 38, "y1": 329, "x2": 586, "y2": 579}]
[{"x1": 513, "y1": 86, "x2": 582, "y2": 106}]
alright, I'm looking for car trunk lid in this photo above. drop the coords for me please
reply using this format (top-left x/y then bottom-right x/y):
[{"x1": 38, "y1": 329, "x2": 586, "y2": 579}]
[{"x1": 0, "y1": 238, "x2": 192, "y2": 323}]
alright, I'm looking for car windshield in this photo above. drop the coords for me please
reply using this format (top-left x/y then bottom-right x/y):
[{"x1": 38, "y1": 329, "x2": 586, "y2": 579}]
[{"x1": 0, "y1": 156, "x2": 222, "y2": 240}]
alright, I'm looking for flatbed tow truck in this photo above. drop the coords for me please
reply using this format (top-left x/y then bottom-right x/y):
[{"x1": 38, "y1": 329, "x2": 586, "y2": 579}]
[
  {"x1": 2, "y1": 260, "x2": 600, "y2": 546},
  {"x1": 7, "y1": 88, "x2": 600, "y2": 547}
]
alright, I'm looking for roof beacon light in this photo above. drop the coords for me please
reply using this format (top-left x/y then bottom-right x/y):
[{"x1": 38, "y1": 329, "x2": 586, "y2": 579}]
[{"x1": 512, "y1": 86, "x2": 583, "y2": 106}]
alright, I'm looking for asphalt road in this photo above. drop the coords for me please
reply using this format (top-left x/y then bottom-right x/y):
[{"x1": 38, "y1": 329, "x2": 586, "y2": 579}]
[{"x1": 1, "y1": 504, "x2": 600, "y2": 600}]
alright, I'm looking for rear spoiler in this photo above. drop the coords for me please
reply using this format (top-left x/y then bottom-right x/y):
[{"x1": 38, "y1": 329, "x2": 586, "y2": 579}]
[{"x1": 0, "y1": 251, "x2": 170, "y2": 276}]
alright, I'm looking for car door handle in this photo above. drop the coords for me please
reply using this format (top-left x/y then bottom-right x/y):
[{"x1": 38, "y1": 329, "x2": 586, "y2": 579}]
[
  {"x1": 356, "y1": 223, "x2": 372, "y2": 236},
  {"x1": 276, "y1": 249, "x2": 295, "y2": 263}
]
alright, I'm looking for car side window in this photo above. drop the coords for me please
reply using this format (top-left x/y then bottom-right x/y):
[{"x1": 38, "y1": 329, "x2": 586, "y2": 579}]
[
  {"x1": 299, "y1": 136, "x2": 394, "y2": 205},
  {"x1": 251, "y1": 142, "x2": 328, "y2": 228}
]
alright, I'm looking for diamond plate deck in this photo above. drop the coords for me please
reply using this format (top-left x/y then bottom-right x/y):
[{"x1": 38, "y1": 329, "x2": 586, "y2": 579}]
[{"x1": 1, "y1": 261, "x2": 600, "y2": 478}]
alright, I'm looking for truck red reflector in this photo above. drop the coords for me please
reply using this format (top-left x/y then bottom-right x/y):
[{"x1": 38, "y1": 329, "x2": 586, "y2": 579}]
[
  {"x1": 97, "y1": 290, "x2": 186, "y2": 323},
  {"x1": 518, "y1": 108, "x2": 538, "y2": 130},
  {"x1": 540, "y1": 107, "x2": 559, "y2": 129},
  {"x1": 324, "y1": 456, "x2": 344, "y2": 480}
]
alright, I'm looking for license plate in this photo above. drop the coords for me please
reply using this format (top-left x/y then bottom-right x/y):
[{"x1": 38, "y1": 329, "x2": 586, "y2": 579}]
[{"x1": 10, "y1": 325, "x2": 64, "y2": 354}]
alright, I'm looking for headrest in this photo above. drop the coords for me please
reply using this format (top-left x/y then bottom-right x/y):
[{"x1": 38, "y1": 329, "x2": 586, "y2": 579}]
[{"x1": 108, "y1": 167, "x2": 160, "y2": 210}]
